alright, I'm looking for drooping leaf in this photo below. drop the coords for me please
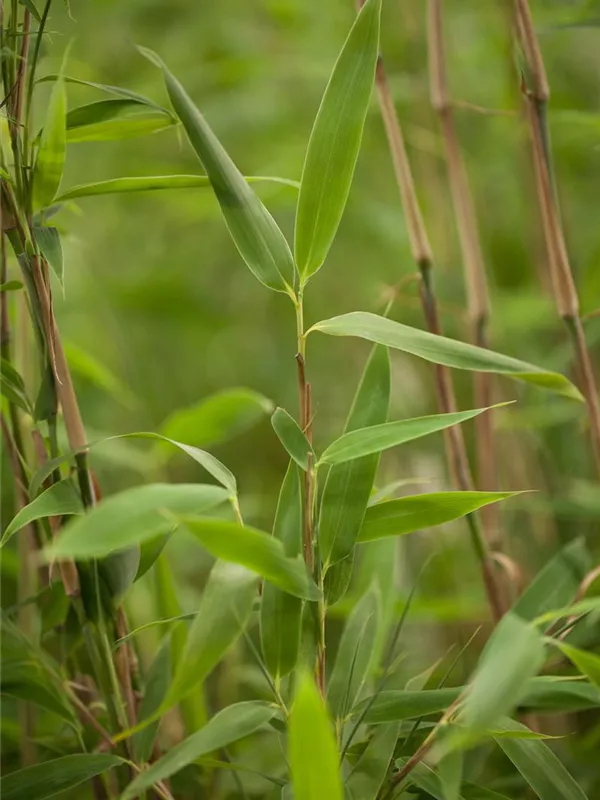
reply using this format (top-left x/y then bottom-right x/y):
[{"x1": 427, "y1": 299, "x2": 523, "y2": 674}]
[
  {"x1": 289, "y1": 671, "x2": 343, "y2": 800},
  {"x1": 19, "y1": 0, "x2": 42, "y2": 23},
  {"x1": 180, "y1": 517, "x2": 320, "y2": 600},
  {"x1": 327, "y1": 584, "x2": 380, "y2": 719},
  {"x1": 33, "y1": 71, "x2": 66, "y2": 210},
  {"x1": 271, "y1": 407, "x2": 314, "y2": 471},
  {"x1": 319, "y1": 345, "x2": 390, "y2": 569},
  {"x1": 2, "y1": 479, "x2": 83, "y2": 546},
  {"x1": 163, "y1": 562, "x2": 258, "y2": 711},
  {"x1": 55, "y1": 174, "x2": 299, "y2": 202},
  {"x1": 260, "y1": 463, "x2": 304, "y2": 679},
  {"x1": 308, "y1": 312, "x2": 582, "y2": 400},
  {"x1": 494, "y1": 719, "x2": 589, "y2": 800},
  {"x1": 140, "y1": 47, "x2": 296, "y2": 294},
  {"x1": 358, "y1": 492, "x2": 519, "y2": 542},
  {"x1": 0, "y1": 754, "x2": 124, "y2": 800},
  {"x1": 0, "y1": 357, "x2": 32, "y2": 414},
  {"x1": 46, "y1": 483, "x2": 229, "y2": 560},
  {"x1": 33, "y1": 226, "x2": 63, "y2": 286},
  {"x1": 132, "y1": 634, "x2": 172, "y2": 763},
  {"x1": 294, "y1": 0, "x2": 381, "y2": 279},
  {"x1": 346, "y1": 722, "x2": 400, "y2": 800},
  {"x1": 122, "y1": 701, "x2": 275, "y2": 800}
]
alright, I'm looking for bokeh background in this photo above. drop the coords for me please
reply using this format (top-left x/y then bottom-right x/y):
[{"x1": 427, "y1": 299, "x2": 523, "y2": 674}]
[{"x1": 3, "y1": 0, "x2": 600, "y2": 752}]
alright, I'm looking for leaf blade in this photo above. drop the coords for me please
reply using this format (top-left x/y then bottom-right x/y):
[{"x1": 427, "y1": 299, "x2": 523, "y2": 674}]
[
  {"x1": 271, "y1": 407, "x2": 314, "y2": 470},
  {"x1": 0, "y1": 754, "x2": 124, "y2": 800}
]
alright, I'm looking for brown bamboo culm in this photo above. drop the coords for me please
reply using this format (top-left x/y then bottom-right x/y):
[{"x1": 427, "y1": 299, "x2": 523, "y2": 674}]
[
  {"x1": 515, "y1": 0, "x2": 600, "y2": 477},
  {"x1": 356, "y1": 0, "x2": 505, "y2": 624}
]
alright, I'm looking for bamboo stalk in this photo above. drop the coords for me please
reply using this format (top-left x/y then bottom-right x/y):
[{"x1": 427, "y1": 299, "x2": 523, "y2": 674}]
[
  {"x1": 427, "y1": 0, "x2": 501, "y2": 547},
  {"x1": 356, "y1": 0, "x2": 504, "y2": 623},
  {"x1": 515, "y1": 0, "x2": 600, "y2": 476}
]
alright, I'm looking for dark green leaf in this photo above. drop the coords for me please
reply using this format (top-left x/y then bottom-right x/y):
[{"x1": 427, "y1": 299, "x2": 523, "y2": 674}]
[
  {"x1": 133, "y1": 634, "x2": 172, "y2": 763},
  {"x1": 324, "y1": 550, "x2": 355, "y2": 606},
  {"x1": 520, "y1": 676, "x2": 600, "y2": 712},
  {"x1": 346, "y1": 722, "x2": 400, "y2": 800},
  {"x1": 66, "y1": 98, "x2": 172, "y2": 130},
  {"x1": 358, "y1": 687, "x2": 459, "y2": 724},
  {"x1": 271, "y1": 407, "x2": 314, "y2": 471},
  {"x1": 33, "y1": 226, "x2": 64, "y2": 286},
  {"x1": 0, "y1": 754, "x2": 124, "y2": 800},
  {"x1": 2, "y1": 479, "x2": 83, "y2": 546},
  {"x1": 135, "y1": 533, "x2": 172, "y2": 581}
]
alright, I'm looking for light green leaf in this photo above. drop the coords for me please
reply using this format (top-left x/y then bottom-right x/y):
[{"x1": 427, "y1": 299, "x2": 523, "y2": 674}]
[
  {"x1": 2, "y1": 479, "x2": 83, "y2": 546},
  {"x1": 549, "y1": 640, "x2": 600, "y2": 687},
  {"x1": 271, "y1": 407, "x2": 314, "y2": 471},
  {"x1": 308, "y1": 312, "x2": 582, "y2": 400},
  {"x1": 33, "y1": 226, "x2": 63, "y2": 286},
  {"x1": 0, "y1": 357, "x2": 31, "y2": 414},
  {"x1": 66, "y1": 97, "x2": 173, "y2": 130},
  {"x1": 38, "y1": 74, "x2": 171, "y2": 113},
  {"x1": 533, "y1": 597, "x2": 600, "y2": 626},
  {"x1": 0, "y1": 280, "x2": 23, "y2": 292},
  {"x1": 164, "y1": 562, "x2": 258, "y2": 710},
  {"x1": 66, "y1": 115, "x2": 176, "y2": 143},
  {"x1": 260, "y1": 463, "x2": 304, "y2": 679},
  {"x1": 161, "y1": 388, "x2": 274, "y2": 451},
  {"x1": 319, "y1": 345, "x2": 390, "y2": 569},
  {"x1": 294, "y1": 0, "x2": 381, "y2": 279},
  {"x1": 327, "y1": 584, "x2": 380, "y2": 719},
  {"x1": 140, "y1": 47, "x2": 296, "y2": 294},
  {"x1": 33, "y1": 77, "x2": 66, "y2": 210},
  {"x1": 132, "y1": 634, "x2": 172, "y2": 763},
  {"x1": 319, "y1": 405, "x2": 506, "y2": 466},
  {"x1": 512, "y1": 538, "x2": 589, "y2": 622},
  {"x1": 180, "y1": 517, "x2": 319, "y2": 600},
  {"x1": 438, "y1": 749, "x2": 463, "y2": 800},
  {"x1": 46, "y1": 483, "x2": 229, "y2": 560},
  {"x1": 122, "y1": 701, "x2": 275, "y2": 800},
  {"x1": 358, "y1": 492, "x2": 519, "y2": 542},
  {"x1": 289, "y1": 671, "x2": 343, "y2": 800},
  {"x1": 494, "y1": 719, "x2": 589, "y2": 800},
  {"x1": 0, "y1": 754, "x2": 124, "y2": 800},
  {"x1": 346, "y1": 722, "x2": 400, "y2": 800},
  {"x1": 55, "y1": 174, "x2": 299, "y2": 202}
]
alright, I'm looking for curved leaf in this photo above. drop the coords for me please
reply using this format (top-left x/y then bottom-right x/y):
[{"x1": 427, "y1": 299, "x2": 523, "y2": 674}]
[
  {"x1": 2, "y1": 479, "x2": 83, "y2": 546},
  {"x1": 0, "y1": 755, "x2": 124, "y2": 800}
]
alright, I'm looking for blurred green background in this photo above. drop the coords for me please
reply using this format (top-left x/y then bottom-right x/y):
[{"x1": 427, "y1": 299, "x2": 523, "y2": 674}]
[{"x1": 4, "y1": 0, "x2": 600, "y2": 685}]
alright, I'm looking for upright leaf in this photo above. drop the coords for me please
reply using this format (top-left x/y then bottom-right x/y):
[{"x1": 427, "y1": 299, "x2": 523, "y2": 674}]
[
  {"x1": 271, "y1": 407, "x2": 314, "y2": 471},
  {"x1": 33, "y1": 73, "x2": 66, "y2": 209},
  {"x1": 327, "y1": 584, "x2": 380, "y2": 719},
  {"x1": 294, "y1": 0, "x2": 381, "y2": 278},
  {"x1": 260, "y1": 463, "x2": 304, "y2": 679},
  {"x1": 33, "y1": 226, "x2": 64, "y2": 286},
  {"x1": 319, "y1": 345, "x2": 390, "y2": 569},
  {"x1": 132, "y1": 634, "x2": 172, "y2": 763},
  {"x1": 289, "y1": 672, "x2": 343, "y2": 800},
  {"x1": 140, "y1": 47, "x2": 296, "y2": 293},
  {"x1": 0, "y1": 754, "x2": 124, "y2": 800},
  {"x1": 346, "y1": 722, "x2": 400, "y2": 800},
  {"x1": 308, "y1": 312, "x2": 582, "y2": 400}
]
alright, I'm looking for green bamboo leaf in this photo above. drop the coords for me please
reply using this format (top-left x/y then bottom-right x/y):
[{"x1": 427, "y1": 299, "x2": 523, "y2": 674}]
[
  {"x1": 2, "y1": 479, "x2": 83, "y2": 546},
  {"x1": 0, "y1": 754, "x2": 124, "y2": 800},
  {"x1": 328, "y1": 584, "x2": 380, "y2": 719},
  {"x1": 358, "y1": 687, "x2": 459, "y2": 724},
  {"x1": 46, "y1": 483, "x2": 229, "y2": 560},
  {"x1": 308, "y1": 312, "x2": 582, "y2": 400},
  {"x1": 346, "y1": 722, "x2": 400, "y2": 800},
  {"x1": 32, "y1": 226, "x2": 63, "y2": 286},
  {"x1": 66, "y1": 115, "x2": 176, "y2": 143},
  {"x1": 55, "y1": 174, "x2": 299, "y2": 202},
  {"x1": 161, "y1": 388, "x2": 274, "y2": 452},
  {"x1": 38, "y1": 74, "x2": 170, "y2": 113},
  {"x1": 438, "y1": 749, "x2": 463, "y2": 800},
  {"x1": 319, "y1": 405, "x2": 507, "y2": 466},
  {"x1": 517, "y1": 677, "x2": 600, "y2": 712},
  {"x1": 494, "y1": 719, "x2": 589, "y2": 800},
  {"x1": 180, "y1": 517, "x2": 319, "y2": 600},
  {"x1": 271, "y1": 407, "x2": 314, "y2": 470},
  {"x1": 19, "y1": 0, "x2": 42, "y2": 23},
  {"x1": 0, "y1": 280, "x2": 23, "y2": 292},
  {"x1": 460, "y1": 613, "x2": 545, "y2": 736},
  {"x1": 548, "y1": 640, "x2": 600, "y2": 687},
  {"x1": 289, "y1": 671, "x2": 343, "y2": 800},
  {"x1": 135, "y1": 533, "x2": 172, "y2": 580},
  {"x1": 512, "y1": 538, "x2": 590, "y2": 622},
  {"x1": 164, "y1": 562, "x2": 258, "y2": 710},
  {"x1": 396, "y1": 760, "x2": 511, "y2": 800},
  {"x1": 324, "y1": 550, "x2": 355, "y2": 606},
  {"x1": 260, "y1": 463, "x2": 304, "y2": 679},
  {"x1": 33, "y1": 72, "x2": 66, "y2": 210},
  {"x1": 132, "y1": 634, "x2": 172, "y2": 763},
  {"x1": 533, "y1": 597, "x2": 600, "y2": 626},
  {"x1": 66, "y1": 98, "x2": 173, "y2": 130},
  {"x1": 294, "y1": 0, "x2": 381, "y2": 279},
  {"x1": 319, "y1": 345, "x2": 390, "y2": 569},
  {"x1": 140, "y1": 46, "x2": 296, "y2": 294},
  {"x1": 358, "y1": 492, "x2": 519, "y2": 542},
  {"x1": 122, "y1": 701, "x2": 275, "y2": 800},
  {"x1": 0, "y1": 357, "x2": 31, "y2": 414}
]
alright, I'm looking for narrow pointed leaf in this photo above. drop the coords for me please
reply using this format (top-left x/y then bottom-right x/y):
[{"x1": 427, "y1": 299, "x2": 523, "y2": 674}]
[
  {"x1": 520, "y1": 677, "x2": 600, "y2": 713},
  {"x1": 0, "y1": 358, "x2": 31, "y2": 414},
  {"x1": 295, "y1": 0, "x2": 381, "y2": 278},
  {"x1": 346, "y1": 722, "x2": 400, "y2": 800},
  {"x1": 358, "y1": 687, "x2": 460, "y2": 723},
  {"x1": 55, "y1": 174, "x2": 299, "y2": 202},
  {"x1": 33, "y1": 226, "x2": 63, "y2": 286},
  {"x1": 66, "y1": 115, "x2": 176, "y2": 142},
  {"x1": 319, "y1": 405, "x2": 506, "y2": 466},
  {"x1": 438, "y1": 750, "x2": 463, "y2": 800},
  {"x1": 550, "y1": 640, "x2": 600, "y2": 687},
  {"x1": 180, "y1": 517, "x2": 319, "y2": 600},
  {"x1": 308, "y1": 312, "x2": 582, "y2": 400},
  {"x1": 289, "y1": 672, "x2": 343, "y2": 800},
  {"x1": 132, "y1": 634, "x2": 172, "y2": 762},
  {"x1": 260, "y1": 463, "x2": 304, "y2": 678},
  {"x1": 46, "y1": 483, "x2": 229, "y2": 560},
  {"x1": 328, "y1": 584, "x2": 380, "y2": 718},
  {"x1": 320, "y1": 345, "x2": 390, "y2": 568},
  {"x1": 494, "y1": 719, "x2": 589, "y2": 800},
  {"x1": 0, "y1": 754, "x2": 125, "y2": 800},
  {"x1": 324, "y1": 550, "x2": 355, "y2": 606},
  {"x1": 38, "y1": 74, "x2": 170, "y2": 113},
  {"x1": 271, "y1": 407, "x2": 314, "y2": 470},
  {"x1": 358, "y1": 492, "x2": 518, "y2": 542},
  {"x1": 140, "y1": 47, "x2": 295, "y2": 293},
  {"x1": 33, "y1": 73, "x2": 66, "y2": 209},
  {"x1": 2, "y1": 479, "x2": 83, "y2": 546},
  {"x1": 66, "y1": 98, "x2": 173, "y2": 129},
  {"x1": 164, "y1": 562, "x2": 258, "y2": 710}
]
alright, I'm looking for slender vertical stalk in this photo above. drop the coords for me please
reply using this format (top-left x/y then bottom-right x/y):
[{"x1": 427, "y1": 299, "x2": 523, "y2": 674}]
[
  {"x1": 356, "y1": 0, "x2": 504, "y2": 623},
  {"x1": 427, "y1": 0, "x2": 500, "y2": 546},
  {"x1": 515, "y1": 0, "x2": 600, "y2": 477}
]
